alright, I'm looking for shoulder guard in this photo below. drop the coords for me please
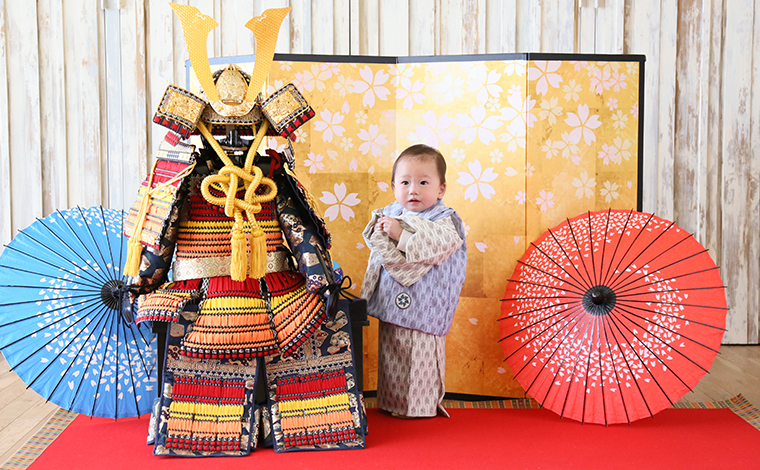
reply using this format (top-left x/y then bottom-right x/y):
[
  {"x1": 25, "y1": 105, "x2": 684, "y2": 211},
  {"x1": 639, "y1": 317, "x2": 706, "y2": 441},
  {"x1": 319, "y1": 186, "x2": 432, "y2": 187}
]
[{"x1": 152, "y1": 85, "x2": 207, "y2": 139}]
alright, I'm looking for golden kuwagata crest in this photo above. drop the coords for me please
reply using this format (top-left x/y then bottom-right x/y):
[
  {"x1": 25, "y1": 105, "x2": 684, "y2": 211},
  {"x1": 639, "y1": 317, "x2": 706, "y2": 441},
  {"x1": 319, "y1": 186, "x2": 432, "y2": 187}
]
[{"x1": 169, "y1": 3, "x2": 290, "y2": 117}]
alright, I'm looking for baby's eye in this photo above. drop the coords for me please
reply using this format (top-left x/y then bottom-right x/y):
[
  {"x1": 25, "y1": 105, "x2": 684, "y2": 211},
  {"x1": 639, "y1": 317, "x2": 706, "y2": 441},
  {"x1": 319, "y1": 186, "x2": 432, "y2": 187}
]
[
  {"x1": 400, "y1": 181, "x2": 409, "y2": 185},
  {"x1": 420, "y1": 181, "x2": 428, "y2": 185}
]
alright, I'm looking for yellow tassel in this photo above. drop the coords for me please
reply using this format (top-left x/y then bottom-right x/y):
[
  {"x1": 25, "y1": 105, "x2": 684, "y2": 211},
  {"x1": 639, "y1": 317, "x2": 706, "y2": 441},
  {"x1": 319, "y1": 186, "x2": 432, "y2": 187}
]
[
  {"x1": 123, "y1": 159, "x2": 196, "y2": 278},
  {"x1": 229, "y1": 219, "x2": 248, "y2": 281},
  {"x1": 249, "y1": 225, "x2": 267, "y2": 279},
  {"x1": 124, "y1": 238, "x2": 143, "y2": 277}
]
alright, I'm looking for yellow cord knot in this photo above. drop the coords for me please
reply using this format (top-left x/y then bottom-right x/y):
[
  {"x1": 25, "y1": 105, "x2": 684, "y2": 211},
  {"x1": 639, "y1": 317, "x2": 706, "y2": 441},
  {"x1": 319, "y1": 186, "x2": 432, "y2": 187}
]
[{"x1": 197, "y1": 120, "x2": 276, "y2": 281}]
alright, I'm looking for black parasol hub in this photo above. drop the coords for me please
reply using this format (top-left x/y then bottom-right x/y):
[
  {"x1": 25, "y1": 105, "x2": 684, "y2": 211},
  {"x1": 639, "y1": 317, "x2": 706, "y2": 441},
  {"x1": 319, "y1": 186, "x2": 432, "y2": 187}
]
[
  {"x1": 582, "y1": 285, "x2": 616, "y2": 315},
  {"x1": 100, "y1": 279, "x2": 125, "y2": 310},
  {"x1": 100, "y1": 279, "x2": 134, "y2": 323}
]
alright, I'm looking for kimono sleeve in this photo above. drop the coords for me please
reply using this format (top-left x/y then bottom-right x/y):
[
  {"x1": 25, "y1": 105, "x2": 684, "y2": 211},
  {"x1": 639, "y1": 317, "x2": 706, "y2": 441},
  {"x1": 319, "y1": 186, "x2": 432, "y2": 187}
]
[
  {"x1": 379, "y1": 215, "x2": 462, "y2": 287},
  {"x1": 402, "y1": 215, "x2": 463, "y2": 265}
]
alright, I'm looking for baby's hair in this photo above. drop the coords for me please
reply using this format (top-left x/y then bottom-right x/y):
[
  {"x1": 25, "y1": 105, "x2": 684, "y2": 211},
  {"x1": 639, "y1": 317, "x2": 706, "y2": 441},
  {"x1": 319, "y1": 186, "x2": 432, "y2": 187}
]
[{"x1": 392, "y1": 144, "x2": 447, "y2": 184}]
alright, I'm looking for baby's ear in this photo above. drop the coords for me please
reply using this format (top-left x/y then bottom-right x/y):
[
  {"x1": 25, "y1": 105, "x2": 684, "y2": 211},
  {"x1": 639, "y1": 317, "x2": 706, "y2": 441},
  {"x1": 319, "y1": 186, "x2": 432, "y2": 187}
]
[{"x1": 439, "y1": 182, "x2": 447, "y2": 198}]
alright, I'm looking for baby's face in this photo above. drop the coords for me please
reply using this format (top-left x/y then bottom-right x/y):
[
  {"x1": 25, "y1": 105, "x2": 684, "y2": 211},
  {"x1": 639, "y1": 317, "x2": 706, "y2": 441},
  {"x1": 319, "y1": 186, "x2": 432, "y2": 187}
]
[{"x1": 392, "y1": 158, "x2": 446, "y2": 212}]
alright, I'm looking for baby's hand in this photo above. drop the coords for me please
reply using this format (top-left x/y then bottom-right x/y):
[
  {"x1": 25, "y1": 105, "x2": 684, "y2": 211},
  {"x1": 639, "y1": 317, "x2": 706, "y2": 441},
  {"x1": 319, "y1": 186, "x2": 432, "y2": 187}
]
[{"x1": 375, "y1": 216, "x2": 403, "y2": 241}]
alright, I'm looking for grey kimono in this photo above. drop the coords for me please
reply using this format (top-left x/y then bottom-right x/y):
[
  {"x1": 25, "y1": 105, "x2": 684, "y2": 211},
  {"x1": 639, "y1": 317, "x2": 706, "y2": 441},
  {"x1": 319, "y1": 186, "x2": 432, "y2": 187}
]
[{"x1": 360, "y1": 199, "x2": 467, "y2": 336}]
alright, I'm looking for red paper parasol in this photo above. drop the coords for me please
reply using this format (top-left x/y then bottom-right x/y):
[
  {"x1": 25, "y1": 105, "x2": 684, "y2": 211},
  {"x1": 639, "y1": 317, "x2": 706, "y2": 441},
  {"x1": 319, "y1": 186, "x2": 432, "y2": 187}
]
[{"x1": 499, "y1": 209, "x2": 727, "y2": 425}]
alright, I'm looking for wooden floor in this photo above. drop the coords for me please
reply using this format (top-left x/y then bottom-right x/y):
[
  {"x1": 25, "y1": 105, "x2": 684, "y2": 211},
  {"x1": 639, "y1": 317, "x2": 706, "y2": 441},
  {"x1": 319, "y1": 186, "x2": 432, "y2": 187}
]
[{"x1": 2, "y1": 345, "x2": 760, "y2": 463}]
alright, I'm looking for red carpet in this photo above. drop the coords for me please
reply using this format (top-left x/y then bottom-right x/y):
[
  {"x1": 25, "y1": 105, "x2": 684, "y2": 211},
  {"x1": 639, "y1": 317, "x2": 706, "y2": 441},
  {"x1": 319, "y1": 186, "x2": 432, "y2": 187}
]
[{"x1": 24, "y1": 408, "x2": 759, "y2": 470}]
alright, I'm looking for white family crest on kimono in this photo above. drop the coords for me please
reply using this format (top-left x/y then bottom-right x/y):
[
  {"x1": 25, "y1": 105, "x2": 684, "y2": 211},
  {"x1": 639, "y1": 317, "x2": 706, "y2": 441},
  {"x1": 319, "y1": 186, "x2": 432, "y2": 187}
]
[{"x1": 361, "y1": 199, "x2": 467, "y2": 336}]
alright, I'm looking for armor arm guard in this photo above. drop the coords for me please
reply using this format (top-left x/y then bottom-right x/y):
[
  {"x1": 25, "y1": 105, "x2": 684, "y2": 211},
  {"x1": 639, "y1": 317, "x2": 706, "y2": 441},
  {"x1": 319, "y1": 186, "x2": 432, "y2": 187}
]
[{"x1": 273, "y1": 163, "x2": 337, "y2": 295}]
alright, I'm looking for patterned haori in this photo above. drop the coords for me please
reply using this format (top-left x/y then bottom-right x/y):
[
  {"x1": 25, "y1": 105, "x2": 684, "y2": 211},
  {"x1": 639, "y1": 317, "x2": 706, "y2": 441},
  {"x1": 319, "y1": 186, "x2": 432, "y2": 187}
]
[
  {"x1": 362, "y1": 199, "x2": 467, "y2": 417},
  {"x1": 362, "y1": 199, "x2": 467, "y2": 336}
]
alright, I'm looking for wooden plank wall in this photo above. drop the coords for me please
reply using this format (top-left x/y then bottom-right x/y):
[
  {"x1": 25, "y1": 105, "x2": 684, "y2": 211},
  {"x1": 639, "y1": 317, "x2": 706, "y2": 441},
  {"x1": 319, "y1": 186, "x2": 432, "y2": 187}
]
[{"x1": 0, "y1": 0, "x2": 756, "y2": 344}]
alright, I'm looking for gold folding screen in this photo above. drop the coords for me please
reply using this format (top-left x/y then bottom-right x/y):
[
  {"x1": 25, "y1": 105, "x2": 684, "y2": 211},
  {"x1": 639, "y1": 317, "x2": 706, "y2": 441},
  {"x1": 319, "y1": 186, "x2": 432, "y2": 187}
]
[{"x1": 188, "y1": 53, "x2": 644, "y2": 397}]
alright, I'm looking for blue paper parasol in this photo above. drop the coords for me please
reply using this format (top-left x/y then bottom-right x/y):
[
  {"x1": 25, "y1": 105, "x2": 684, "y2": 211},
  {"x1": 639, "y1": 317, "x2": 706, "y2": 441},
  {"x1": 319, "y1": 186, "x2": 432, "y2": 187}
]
[{"x1": 0, "y1": 206, "x2": 158, "y2": 419}]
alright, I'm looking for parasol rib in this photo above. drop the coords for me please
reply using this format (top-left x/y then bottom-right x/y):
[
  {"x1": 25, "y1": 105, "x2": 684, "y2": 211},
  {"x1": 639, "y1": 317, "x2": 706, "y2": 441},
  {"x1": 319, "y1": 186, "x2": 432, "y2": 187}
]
[
  {"x1": 0, "y1": 294, "x2": 103, "y2": 313},
  {"x1": 90, "y1": 312, "x2": 118, "y2": 419},
  {"x1": 584, "y1": 211, "x2": 600, "y2": 287},
  {"x1": 612, "y1": 254, "x2": 718, "y2": 296},
  {"x1": 116, "y1": 320, "x2": 155, "y2": 413},
  {"x1": 34, "y1": 216, "x2": 114, "y2": 287},
  {"x1": 499, "y1": 302, "x2": 585, "y2": 342},
  {"x1": 530, "y1": 312, "x2": 593, "y2": 407},
  {"x1": 499, "y1": 277, "x2": 584, "y2": 297},
  {"x1": 610, "y1": 297, "x2": 726, "y2": 331},
  {"x1": 598, "y1": 311, "x2": 649, "y2": 423},
  {"x1": 57, "y1": 207, "x2": 122, "y2": 282},
  {"x1": 0, "y1": 245, "x2": 106, "y2": 291},
  {"x1": 607, "y1": 233, "x2": 698, "y2": 293},
  {"x1": 0, "y1": 296, "x2": 105, "y2": 347},
  {"x1": 614, "y1": 264, "x2": 727, "y2": 294},
  {"x1": 496, "y1": 297, "x2": 592, "y2": 324},
  {"x1": 43, "y1": 307, "x2": 114, "y2": 408},
  {"x1": 558, "y1": 314, "x2": 598, "y2": 420},
  {"x1": 605, "y1": 221, "x2": 683, "y2": 292},
  {"x1": 516, "y1": 307, "x2": 589, "y2": 395},
  {"x1": 580, "y1": 314, "x2": 603, "y2": 424},
  {"x1": 542, "y1": 232, "x2": 595, "y2": 291},
  {"x1": 118, "y1": 318, "x2": 142, "y2": 417},
  {"x1": 523, "y1": 243, "x2": 592, "y2": 292},
  {"x1": 0, "y1": 283, "x2": 104, "y2": 294},
  {"x1": 502, "y1": 303, "x2": 586, "y2": 365},
  {"x1": 595, "y1": 209, "x2": 613, "y2": 287},
  {"x1": 590, "y1": 294, "x2": 727, "y2": 313},
  {"x1": 600, "y1": 209, "x2": 635, "y2": 287},
  {"x1": 114, "y1": 315, "x2": 122, "y2": 420},
  {"x1": 599, "y1": 315, "x2": 632, "y2": 425},
  {"x1": 604, "y1": 212, "x2": 658, "y2": 286},
  {"x1": 513, "y1": 259, "x2": 588, "y2": 294},
  {"x1": 499, "y1": 294, "x2": 582, "y2": 304},
  {"x1": 566, "y1": 214, "x2": 597, "y2": 290},
  {"x1": 124, "y1": 321, "x2": 154, "y2": 377},
  {"x1": 603, "y1": 309, "x2": 679, "y2": 408},
  {"x1": 15, "y1": 300, "x2": 111, "y2": 390},
  {"x1": 607, "y1": 308, "x2": 693, "y2": 396},
  {"x1": 67, "y1": 311, "x2": 118, "y2": 414},
  {"x1": 75, "y1": 206, "x2": 123, "y2": 281},
  {"x1": 612, "y1": 302, "x2": 720, "y2": 368}
]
